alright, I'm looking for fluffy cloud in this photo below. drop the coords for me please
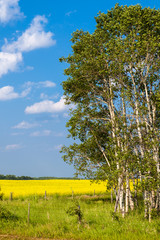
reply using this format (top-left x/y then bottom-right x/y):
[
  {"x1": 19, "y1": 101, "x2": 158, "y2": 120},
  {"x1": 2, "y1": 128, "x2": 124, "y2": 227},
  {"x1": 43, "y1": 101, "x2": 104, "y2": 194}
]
[
  {"x1": 0, "y1": 15, "x2": 55, "y2": 77},
  {"x1": 5, "y1": 144, "x2": 22, "y2": 150},
  {"x1": 0, "y1": 0, "x2": 24, "y2": 23},
  {"x1": 40, "y1": 92, "x2": 59, "y2": 100},
  {"x1": 0, "y1": 85, "x2": 30, "y2": 100},
  {"x1": 0, "y1": 52, "x2": 22, "y2": 78},
  {"x1": 24, "y1": 80, "x2": 56, "y2": 89},
  {"x1": 0, "y1": 86, "x2": 19, "y2": 100},
  {"x1": 13, "y1": 121, "x2": 39, "y2": 129},
  {"x1": 20, "y1": 87, "x2": 31, "y2": 97},
  {"x1": 30, "y1": 130, "x2": 51, "y2": 137},
  {"x1": 25, "y1": 96, "x2": 67, "y2": 114},
  {"x1": 2, "y1": 15, "x2": 56, "y2": 53},
  {"x1": 39, "y1": 81, "x2": 56, "y2": 88}
]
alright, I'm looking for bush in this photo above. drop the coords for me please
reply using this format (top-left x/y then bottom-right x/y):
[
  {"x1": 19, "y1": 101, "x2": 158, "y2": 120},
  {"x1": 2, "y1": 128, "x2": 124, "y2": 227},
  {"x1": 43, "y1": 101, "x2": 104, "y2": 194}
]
[
  {"x1": 66, "y1": 200, "x2": 83, "y2": 223},
  {"x1": 0, "y1": 192, "x2": 3, "y2": 201},
  {"x1": 0, "y1": 205, "x2": 18, "y2": 220}
]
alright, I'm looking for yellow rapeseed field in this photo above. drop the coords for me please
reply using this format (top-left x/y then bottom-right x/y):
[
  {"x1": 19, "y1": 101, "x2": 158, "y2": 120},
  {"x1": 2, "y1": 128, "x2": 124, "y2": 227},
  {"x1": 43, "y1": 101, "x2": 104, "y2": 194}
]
[{"x1": 0, "y1": 179, "x2": 107, "y2": 198}]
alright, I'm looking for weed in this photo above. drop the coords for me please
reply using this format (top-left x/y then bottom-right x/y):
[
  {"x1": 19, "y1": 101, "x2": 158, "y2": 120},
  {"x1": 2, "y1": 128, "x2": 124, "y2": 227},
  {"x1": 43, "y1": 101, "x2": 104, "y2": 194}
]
[
  {"x1": 0, "y1": 192, "x2": 3, "y2": 201},
  {"x1": 110, "y1": 211, "x2": 120, "y2": 221},
  {"x1": 0, "y1": 205, "x2": 18, "y2": 220},
  {"x1": 66, "y1": 199, "x2": 83, "y2": 223}
]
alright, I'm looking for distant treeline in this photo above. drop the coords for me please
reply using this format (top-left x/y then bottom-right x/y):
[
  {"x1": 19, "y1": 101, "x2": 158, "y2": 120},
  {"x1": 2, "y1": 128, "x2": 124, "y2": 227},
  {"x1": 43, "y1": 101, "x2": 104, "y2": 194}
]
[
  {"x1": 36, "y1": 177, "x2": 78, "y2": 180},
  {"x1": 0, "y1": 175, "x2": 33, "y2": 180},
  {"x1": 0, "y1": 174, "x2": 79, "y2": 180}
]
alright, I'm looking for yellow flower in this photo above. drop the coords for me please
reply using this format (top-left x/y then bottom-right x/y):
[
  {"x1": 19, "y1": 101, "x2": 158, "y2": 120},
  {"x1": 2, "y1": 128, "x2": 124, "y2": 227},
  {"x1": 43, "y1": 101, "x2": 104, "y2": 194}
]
[{"x1": 0, "y1": 179, "x2": 107, "y2": 198}]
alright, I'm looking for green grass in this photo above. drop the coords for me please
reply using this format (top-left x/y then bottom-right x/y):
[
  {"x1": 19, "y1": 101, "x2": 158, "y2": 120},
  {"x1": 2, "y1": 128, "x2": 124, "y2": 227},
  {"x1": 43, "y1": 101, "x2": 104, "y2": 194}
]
[{"x1": 0, "y1": 194, "x2": 160, "y2": 240}]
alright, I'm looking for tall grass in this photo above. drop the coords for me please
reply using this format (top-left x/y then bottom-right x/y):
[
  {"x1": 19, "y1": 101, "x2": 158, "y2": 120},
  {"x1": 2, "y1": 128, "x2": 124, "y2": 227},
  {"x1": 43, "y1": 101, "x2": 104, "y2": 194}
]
[{"x1": 0, "y1": 194, "x2": 159, "y2": 240}]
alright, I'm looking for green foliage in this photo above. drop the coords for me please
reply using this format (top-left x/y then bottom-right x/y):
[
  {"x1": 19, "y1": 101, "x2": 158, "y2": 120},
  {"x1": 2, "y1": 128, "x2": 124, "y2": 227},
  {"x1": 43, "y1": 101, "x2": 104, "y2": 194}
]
[
  {"x1": 110, "y1": 211, "x2": 120, "y2": 221},
  {"x1": 0, "y1": 186, "x2": 4, "y2": 201},
  {"x1": 0, "y1": 192, "x2": 3, "y2": 201},
  {"x1": 0, "y1": 205, "x2": 18, "y2": 220},
  {"x1": 66, "y1": 200, "x2": 83, "y2": 223}
]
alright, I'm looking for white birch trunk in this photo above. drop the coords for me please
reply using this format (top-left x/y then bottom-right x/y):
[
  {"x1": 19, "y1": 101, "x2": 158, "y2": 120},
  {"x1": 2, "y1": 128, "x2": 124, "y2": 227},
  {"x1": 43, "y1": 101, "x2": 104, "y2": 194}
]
[
  {"x1": 129, "y1": 189, "x2": 134, "y2": 211},
  {"x1": 108, "y1": 79, "x2": 123, "y2": 215},
  {"x1": 126, "y1": 170, "x2": 129, "y2": 213},
  {"x1": 144, "y1": 190, "x2": 148, "y2": 218}
]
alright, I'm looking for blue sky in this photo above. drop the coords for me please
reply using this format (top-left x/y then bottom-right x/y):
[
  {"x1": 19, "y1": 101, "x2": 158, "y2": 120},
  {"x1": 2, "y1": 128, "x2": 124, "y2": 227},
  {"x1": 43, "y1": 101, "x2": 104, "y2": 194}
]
[{"x1": 0, "y1": 0, "x2": 159, "y2": 178}]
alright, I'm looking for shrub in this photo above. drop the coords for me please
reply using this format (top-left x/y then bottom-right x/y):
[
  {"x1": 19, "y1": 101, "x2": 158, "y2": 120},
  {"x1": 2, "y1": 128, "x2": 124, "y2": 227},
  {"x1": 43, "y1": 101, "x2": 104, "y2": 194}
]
[
  {"x1": 66, "y1": 200, "x2": 83, "y2": 223},
  {"x1": 0, "y1": 192, "x2": 3, "y2": 201},
  {"x1": 0, "y1": 205, "x2": 18, "y2": 220}
]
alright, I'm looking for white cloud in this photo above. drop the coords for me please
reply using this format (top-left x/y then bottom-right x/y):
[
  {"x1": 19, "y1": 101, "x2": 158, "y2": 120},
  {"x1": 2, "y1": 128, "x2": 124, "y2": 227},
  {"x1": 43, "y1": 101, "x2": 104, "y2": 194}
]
[
  {"x1": 40, "y1": 93, "x2": 48, "y2": 99},
  {"x1": 0, "y1": 86, "x2": 19, "y2": 100},
  {"x1": 21, "y1": 87, "x2": 31, "y2": 97},
  {"x1": 39, "y1": 81, "x2": 56, "y2": 88},
  {"x1": 30, "y1": 130, "x2": 51, "y2": 137},
  {"x1": 2, "y1": 15, "x2": 56, "y2": 53},
  {"x1": 40, "y1": 92, "x2": 57, "y2": 100},
  {"x1": 26, "y1": 66, "x2": 34, "y2": 71},
  {"x1": 0, "y1": 52, "x2": 22, "y2": 78},
  {"x1": 0, "y1": 0, "x2": 24, "y2": 23},
  {"x1": 23, "y1": 81, "x2": 56, "y2": 95},
  {"x1": 53, "y1": 132, "x2": 64, "y2": 137},
  {"x1": 51, "y1": 114, "x2": 59, "y2": 118},
  {"x1": 0, "y1": 15, "x2": 55, "y2": 78},
  {"x1": 25, "y1": 96, "x2": 67, "y2": 114},
  {"x1": 65, "y1": 10, "x2": 77, "y2": 17},
  {"x1": 13, "y1": 121, "x2": 39, "y2": 129},
  {"x1": 54, "y1": 144, "x2": 63, "y2": 150},
  {"x1": 0, "y1": 85, "x2": 30, "y2": 100},
  {"x1": 23, "y1": 81, "x2": 34, "y2": 88},
  {"x1": 5, "y1": 144, "x2": 22, "y2": 150},
  {"x1": 11, "y1": 132, "x2": 24, "y2": 136}
]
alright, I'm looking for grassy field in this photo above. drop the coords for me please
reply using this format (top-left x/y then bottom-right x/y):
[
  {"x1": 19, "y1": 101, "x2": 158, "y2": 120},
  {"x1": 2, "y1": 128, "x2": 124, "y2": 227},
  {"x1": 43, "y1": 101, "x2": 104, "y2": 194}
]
[
  {"x1": 0, "y1": 180, "x2": 159, "y2": 239},
  {"x1": 0, "y1": 194, "x2": 160, "y2": 239}
]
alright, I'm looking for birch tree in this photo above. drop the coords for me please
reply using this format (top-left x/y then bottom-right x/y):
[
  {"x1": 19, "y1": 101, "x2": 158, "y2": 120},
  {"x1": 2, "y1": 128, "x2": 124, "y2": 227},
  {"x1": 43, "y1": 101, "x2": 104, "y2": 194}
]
[{"x1": 60, "y1": 4, "x2": 160, "y2": 219}]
